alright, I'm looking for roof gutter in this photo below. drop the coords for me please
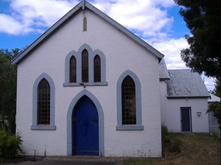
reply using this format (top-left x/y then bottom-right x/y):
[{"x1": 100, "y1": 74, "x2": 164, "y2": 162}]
[{"x1": 166, "y1": 95, "x2": 211, "y2": 99}]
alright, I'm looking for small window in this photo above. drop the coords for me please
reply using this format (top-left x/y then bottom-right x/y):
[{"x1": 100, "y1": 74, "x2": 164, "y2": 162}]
[
  {"x1": 122, "y1": 76, "x2": 136, "y2": 125},
  {"x1": 82, "y1": 49, "x2": 88, "y2": 82},
  {"x1": 83, "y1": 17, "x2": 87, "y2": 31},
  {"x1": 70, "y1": 56, "x2": 76, "y2": 83},
  {"x1": 38, "y1": 78, "x2": 50, "y2": 125},
  {"x1": 94, "y1": 55, "x2": 101, "y2": 82}
]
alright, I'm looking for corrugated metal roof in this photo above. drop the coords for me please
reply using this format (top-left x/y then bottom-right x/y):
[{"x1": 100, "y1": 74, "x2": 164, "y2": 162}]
[
  {"x1": 166, "y1": 69, "x2": 210, "y2": 98},
  {"x1": 159, "y1": 58, "x2": 170, "y2": 81},
  {"x1": 208, "y1": 94, "x2": 220, "y2": 102}
]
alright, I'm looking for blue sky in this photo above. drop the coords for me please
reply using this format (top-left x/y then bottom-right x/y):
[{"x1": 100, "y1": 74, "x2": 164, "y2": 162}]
[{"x1": 0, "y1": 0, "x2": 215, "y2": 91}]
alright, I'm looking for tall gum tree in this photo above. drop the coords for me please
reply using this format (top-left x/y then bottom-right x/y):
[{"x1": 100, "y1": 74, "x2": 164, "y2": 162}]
[{"x1": 174, "y1": 0, "x2": 220, "y2": 78}]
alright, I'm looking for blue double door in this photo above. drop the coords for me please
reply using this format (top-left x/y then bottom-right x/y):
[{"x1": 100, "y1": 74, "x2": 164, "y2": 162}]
[{"x1": 72, "y1": 96, "x2": 99, "y2": 155}]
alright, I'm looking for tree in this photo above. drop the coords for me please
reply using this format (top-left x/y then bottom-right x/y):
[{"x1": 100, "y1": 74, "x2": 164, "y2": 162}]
[
  {"x1": 174, "y1": 0, "x2": 220, "y2": 78},
  {"x1": 207, "y1": 102, "x2": 220, "y2": 129},
  {"x1": 207, "y1": 77, "x2": 221, "y2": 130},
  {"x1": 0, "y1": 49, "x2": 21, "y2": 133},
  {"x1": 212, "y1": 77, "x2": 221, "y2": 97}
]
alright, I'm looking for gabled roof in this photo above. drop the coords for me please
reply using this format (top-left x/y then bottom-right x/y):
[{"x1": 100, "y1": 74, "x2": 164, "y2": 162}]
[
  {"x1": 208, "y1": 94, "x2": 220, "y2": 103},
  {"x1": 166, "y1": 69, "x2": 210, "y2": 98},
  {"x1": 159, "y1": 58, "x2": 170, "y2": 81},
  {"x1": 11, "y1": 0, "x2": 164, "y2": 64}
]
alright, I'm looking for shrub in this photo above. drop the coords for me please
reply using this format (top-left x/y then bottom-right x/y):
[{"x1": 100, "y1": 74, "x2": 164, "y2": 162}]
[
  {"x1": 168, "y1": 138, "x2": 183, "y2": 153},
  {"x1": 211, "y1": 132, "x2": 219, "y2": 138},
  {"x1": 207, "y1": 102, "x2": 220, "y2": 129},
  {"x1": 162, "y1": 125, "x2": 170, "y2": 143},
  {"x1": 0, "y1": 124, "x2": 24, "y2": 159},
  {"x1": 162, "y1": 125, "x2": 168, "y2": 137},
  {"x1": 162, "y1": 125, "x2": 170, "y2": 158}
]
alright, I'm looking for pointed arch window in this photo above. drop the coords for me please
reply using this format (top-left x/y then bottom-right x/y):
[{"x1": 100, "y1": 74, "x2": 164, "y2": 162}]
[
  {"x1": 82, "y1": 49, "x2": 89, "y2": 82},
  {"x1": 122, "y1": 76, "x2": 136, "y2": 124},
  {"x1": 94, "y1": 55, "x2": 101, "y2": 82},
  {"x1": 38, "y1": 78, "x2": 50, "y2": 125},
  {"x1": 64, "y1": 44, "x2": 107, "y2": 87},
  {"x1": 116, "y1": 70, "x2": 143, "y2": 131},
  {"x1": 70, "y1": 56, "x2": 76, "y2": 83},
  {"x1": 32, "y1": 73, "x2": 56, "y2": 130}
]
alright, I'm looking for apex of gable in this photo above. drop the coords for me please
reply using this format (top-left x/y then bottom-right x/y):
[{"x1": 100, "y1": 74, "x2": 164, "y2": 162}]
[{"x1": 11, "y1": 0, "x2": 163, "y2": 64}]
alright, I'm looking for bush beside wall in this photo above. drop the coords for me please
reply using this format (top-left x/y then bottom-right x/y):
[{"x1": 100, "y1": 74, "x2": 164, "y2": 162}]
[{"x1": 0, "y1": 124, "x2": 24, "y2": 159}]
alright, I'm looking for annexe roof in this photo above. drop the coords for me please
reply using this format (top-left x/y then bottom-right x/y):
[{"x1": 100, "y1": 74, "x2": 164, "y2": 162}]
[
  {"x1": 208, "y1": 94, "x2": 220, "y2": 103},
  {"x1": 166, "y1": 69, "x2": 210, "y2": 98},
  {"x1": 11, "y1": 0, "x2": 164, "y2": 64},
  {"x1": 159, "y1": 58, "x2": 170, "y2": 81}
]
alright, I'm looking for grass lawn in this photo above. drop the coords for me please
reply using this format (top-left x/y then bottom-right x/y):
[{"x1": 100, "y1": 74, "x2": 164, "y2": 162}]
[{"x1": 124, "y1": 133, "x2": 220, "y2": 165}]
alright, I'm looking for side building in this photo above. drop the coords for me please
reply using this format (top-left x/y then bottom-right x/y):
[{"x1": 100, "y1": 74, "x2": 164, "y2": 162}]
[{"x1": 159, "y1": 59, "x2": 210, "y2": 133}]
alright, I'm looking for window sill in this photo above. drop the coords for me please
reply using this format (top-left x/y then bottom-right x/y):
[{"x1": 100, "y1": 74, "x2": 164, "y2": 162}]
[
  {"x1": 116, "y1": 125, "x2": 144, "y2": 131},
  {"x1": 63, "y1": 82, "x2": 108, "y2": 87},
  {"x1": 31, "y1": 125, "x2": 56, "y2": 130}
]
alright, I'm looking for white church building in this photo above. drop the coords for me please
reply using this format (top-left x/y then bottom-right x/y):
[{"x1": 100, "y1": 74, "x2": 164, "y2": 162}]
[{"x1": 12, "y1": 1, "x2": 210, "y2": 157}]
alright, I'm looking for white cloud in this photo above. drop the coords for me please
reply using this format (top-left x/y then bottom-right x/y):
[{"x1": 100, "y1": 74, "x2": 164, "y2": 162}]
[
  {"x1": 10, "y1": 0, "x2": 78, "y2": 27},
  {"x1": 203, "y1": 77, "x2": 215, "y2": 92},
  {"x1": 0, "y1": 14, "x2": 21, "y2": 35},
  {"x1": 0, "y1": 0, "x2": 78, "y2": 35},
  {"x1": 0, "y1": 13, "x2": 35, "y2": 35},
  {"x1": 152, "y1": 0, "x2": 175, "y2": 8},
  {"x1": 93, "y1": 0, "x2": 175, "y2": 39},
  {"x1": 0, "y1": 0, "x2": 176, "y2": 39},
  {"x1": 150, "y1": 37, "x2": 215, "y2": 91},
  {"x1": 151, "y1": 37, "x2": 189, "y2": 69}
]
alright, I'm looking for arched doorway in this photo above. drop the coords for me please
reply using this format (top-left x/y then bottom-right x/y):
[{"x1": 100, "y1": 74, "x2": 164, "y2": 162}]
[
  {"x1": 72, "y1": 96, "x2": 99, "y2": 155},
  {"x1": 67, "y1": 90, "x2": 104, "y2": 156}
]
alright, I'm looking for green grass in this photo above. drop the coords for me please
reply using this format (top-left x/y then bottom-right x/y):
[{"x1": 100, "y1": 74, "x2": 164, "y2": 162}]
[{"x1": 123, "y1": 133, "x2": 220, "y2": 165}]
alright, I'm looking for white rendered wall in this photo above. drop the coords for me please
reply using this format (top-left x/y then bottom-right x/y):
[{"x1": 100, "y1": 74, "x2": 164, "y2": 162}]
[
  {"x1": 16, "y1": 9, "x2": 162, "y2": 157},
  {"x1": 160, "y1": 81, "x2": 167, "y2": 126},
  {"x1": 166, "y1": 98, "x2": 209, "y2": 133}
]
